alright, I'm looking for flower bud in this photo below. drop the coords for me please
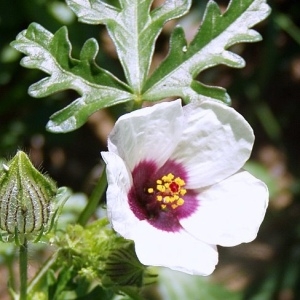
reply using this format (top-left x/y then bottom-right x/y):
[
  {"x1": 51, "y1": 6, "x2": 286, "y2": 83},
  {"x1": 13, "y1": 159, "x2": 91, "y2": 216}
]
[
  {"x1": 105, "y1": 242, "x2": 157, "y2": 287},
  {"x1": 0, "y1": 151, "x2": 67, "y2": 245}
]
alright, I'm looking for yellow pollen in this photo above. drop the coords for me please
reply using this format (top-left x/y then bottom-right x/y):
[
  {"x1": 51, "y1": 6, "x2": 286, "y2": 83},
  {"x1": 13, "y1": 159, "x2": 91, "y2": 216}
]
[
  {"x1": 180, "y1": 189, "x2": 187, "y2": 196},
  {"x1": 175, "y1": 178, "x2": 185, "y2": 186},
  {"x1": 177, "y1": 198, "x2": 184, "y2": 205},
  {"x1": 147, "y1": 172, "x2": 187, "y2": 210},
  {"x1": 163, "y1": 196, "x2": 171, "y2": 203},
  {"x1": 162, "y1": 173, "x2": 174, "y2": 182},
  {"x1": 156, "y1": 195, "x2": 163, "y2": 201},
  {"x1": 157, "y1": 185, "x2": 166, "y2": 192}
]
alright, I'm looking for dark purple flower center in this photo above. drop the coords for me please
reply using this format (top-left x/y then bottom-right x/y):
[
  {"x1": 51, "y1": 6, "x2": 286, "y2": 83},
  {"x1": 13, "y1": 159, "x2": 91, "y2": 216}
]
[{"x1": 128, "y1": 159, "x2": 199, "y2": 232}]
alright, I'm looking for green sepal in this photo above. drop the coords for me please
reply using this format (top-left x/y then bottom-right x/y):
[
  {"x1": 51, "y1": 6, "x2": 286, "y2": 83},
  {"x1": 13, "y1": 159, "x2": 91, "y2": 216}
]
[{"x1": 104, "y1": 242, "x2": 155, "y2": 288}]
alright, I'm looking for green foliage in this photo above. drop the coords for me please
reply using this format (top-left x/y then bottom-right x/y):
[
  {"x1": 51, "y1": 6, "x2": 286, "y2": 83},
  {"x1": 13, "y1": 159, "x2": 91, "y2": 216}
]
[
  {"x1": 42, "y1": 219, "x2": 152, "y2": 299},
  {"x1": 158, "y1": 268, "x2": 241, "y2": 300},
  {"x1": 11, "y1": 23, "x2": 132, "y2": 133},
  {"x1": 143, "y1": 0, "x2": 270, "y2": 103},
  {"x1": 66, "y1": 0, "x2": 191, "y2": 92},
  {"x1": 11, "y1": 0, "x2": 270, "y2": 133}
]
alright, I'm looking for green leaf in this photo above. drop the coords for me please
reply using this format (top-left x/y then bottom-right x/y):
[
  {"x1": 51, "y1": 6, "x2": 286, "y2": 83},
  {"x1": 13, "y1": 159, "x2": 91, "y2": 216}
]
[
  {"x1": 10, "y1": 23, "x2": 132, "y2": 132},
  {"x1": 66, "y1": 0, "x2": 192, "y2": 93},
  {"x1": 143, "y1": 0, "x2": 271, "y2": 104},
  {"x1": 158, "y1": 268, "x2": 241, "y2": 300},
  {"x1": 11, "y1": 0, "x2": 271, "y2": 133}
]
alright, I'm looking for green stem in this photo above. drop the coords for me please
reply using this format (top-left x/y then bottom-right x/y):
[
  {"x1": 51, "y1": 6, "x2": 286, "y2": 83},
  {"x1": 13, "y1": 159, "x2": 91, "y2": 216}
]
[
  {"x1": 27, "y1": 250, "x2": 59, "y2": 294},
  {"x1": 77, "y1": 167, "x2": 107, "y2": 226},
  {"x1": 19, "y1": 239, "x2": 28, "y2": 300},
  {"x1": 7, "y1": 253, "x2": 16, "y2": 292}
]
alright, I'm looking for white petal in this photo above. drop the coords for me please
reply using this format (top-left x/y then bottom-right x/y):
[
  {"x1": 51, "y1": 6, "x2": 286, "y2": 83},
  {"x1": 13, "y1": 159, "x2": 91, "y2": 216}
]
[
  {"x1": 108, "y1": 100, "x2": 184, "y2": 171},
  {"x1": 180, "y1": 170, "x2": 268, "y2": 247},
  {"x1": 101, "y1": 152, "x2": 139, "y2": 239},
  {"x1": 132, "y1": 221, "x2": 218, "y2": 276},
  {"x1": 171, "y1": 100, "x2": 255, "y2": 188}
]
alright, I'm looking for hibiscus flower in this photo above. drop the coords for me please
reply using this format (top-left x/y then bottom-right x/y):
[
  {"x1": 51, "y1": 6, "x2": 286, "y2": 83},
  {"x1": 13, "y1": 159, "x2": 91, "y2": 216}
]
[{"x1": 101, "y1": 100, "x2": 268, "y2": 275}]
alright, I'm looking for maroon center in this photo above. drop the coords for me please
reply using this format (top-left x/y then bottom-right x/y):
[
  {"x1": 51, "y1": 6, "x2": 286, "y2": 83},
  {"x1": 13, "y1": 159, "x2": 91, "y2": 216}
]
[{"x1": 128, "y1": 159, "x2": 199, "y2": 232}]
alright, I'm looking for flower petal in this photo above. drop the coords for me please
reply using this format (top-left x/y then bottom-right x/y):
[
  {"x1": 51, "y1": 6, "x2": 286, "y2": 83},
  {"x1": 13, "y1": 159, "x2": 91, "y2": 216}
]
[
  {"x1": 132, "y1": 221, "x2": 218, "y2": 275},
  {"x1": 108, "y1": 100, "x2": 184, "y2": 171},
  {"x1": 171, "y1": 100, "x2": 255, "y2": 188},
  {"x1": 180, "y1": 170, "x2": 268, "y2": 247},
  {"x1": 101, "y1": 151, "x2": 139, "y2": 239}
]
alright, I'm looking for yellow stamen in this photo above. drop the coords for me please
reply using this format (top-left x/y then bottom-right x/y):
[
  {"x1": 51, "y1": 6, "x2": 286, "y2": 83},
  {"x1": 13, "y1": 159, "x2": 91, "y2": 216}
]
[
  {"x1": 147, "y1": 172, "x2": 187, "y2": 210},
  {"x1": 177, "y1": 198, "x2": 184, "y2": 205},
  {"x1": 180, "y1": 189, "x2": 187, "y2": 196},
  {"x1": 163, "y1": 196, "x2": 171, "y2": 203},
  {"x1": 175, "y1": 178, "x2": 185, "y2": 186},
  {"x1": 157, "y1": 185, "x2": 165, "y2": 192},
  {"x1": 162, "y1": 173, "x2": 174, "y2": 182},
  {"x1": 157, "y1": 195, "x2": 163, "y2": 201}
]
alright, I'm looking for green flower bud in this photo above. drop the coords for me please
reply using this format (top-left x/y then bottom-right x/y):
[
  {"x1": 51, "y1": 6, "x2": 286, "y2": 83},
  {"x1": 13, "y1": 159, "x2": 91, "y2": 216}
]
[
  {"x1": 0, "y1": 151, "x2": 69, "y2": 245},
  {"x1": 105, "y1": 242, "x2": 157, "y2": 287}
]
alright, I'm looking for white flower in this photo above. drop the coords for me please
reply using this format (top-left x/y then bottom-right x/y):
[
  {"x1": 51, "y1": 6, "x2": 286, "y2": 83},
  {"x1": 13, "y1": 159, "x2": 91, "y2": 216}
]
[{"x1": 101, "y1": 100, "x2": 268, "y2": 276}]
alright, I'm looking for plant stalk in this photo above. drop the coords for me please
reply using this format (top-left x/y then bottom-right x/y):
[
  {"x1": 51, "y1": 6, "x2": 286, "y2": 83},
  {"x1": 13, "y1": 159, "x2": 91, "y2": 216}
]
[
  {"x1": 27, "y1": 250, "x2": 59, "y2": 295},
  {"x1": 77, "y1": 167, "x2": 107, "y2": 226},
  {"x1": 19, "y1": 239, "x2": 28, "y2": 300}
]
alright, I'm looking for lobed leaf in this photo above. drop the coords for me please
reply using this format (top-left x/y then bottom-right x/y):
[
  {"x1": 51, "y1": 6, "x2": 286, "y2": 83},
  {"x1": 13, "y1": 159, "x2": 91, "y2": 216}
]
[
  {"x1": 142, "y1": 0, "x2": 271, "y2": 104},
  {"x1": 67, "y1": 0, "x2": 192, "y2": 93},
  {"x1": 11, "y1": 0, "x2": 271, "y2": 133},
  {"x1": 10, "y1": 23, "x2": 132, "y2": 132}
]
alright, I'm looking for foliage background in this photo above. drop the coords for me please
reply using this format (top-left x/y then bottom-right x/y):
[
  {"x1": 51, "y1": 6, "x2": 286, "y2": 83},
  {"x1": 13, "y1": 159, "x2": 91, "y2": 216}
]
[{"x1": 0, "y1": 0, "x2": 300, "y2": 299}]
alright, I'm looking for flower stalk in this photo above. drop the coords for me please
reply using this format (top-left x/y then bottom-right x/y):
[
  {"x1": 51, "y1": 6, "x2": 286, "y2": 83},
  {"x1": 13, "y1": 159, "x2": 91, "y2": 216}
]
[
  {"x1": 19, "y1": 239, "x2": 28, "y2": 300},
  {"x1": 77, "y1": 167, "x2": 107, "y2": 226}
]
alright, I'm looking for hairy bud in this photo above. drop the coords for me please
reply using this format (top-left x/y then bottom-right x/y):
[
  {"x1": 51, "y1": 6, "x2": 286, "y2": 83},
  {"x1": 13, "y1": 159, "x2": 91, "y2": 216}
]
[{"x1": 0, "y1": 151, "x2": 68, "y2": 245}]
